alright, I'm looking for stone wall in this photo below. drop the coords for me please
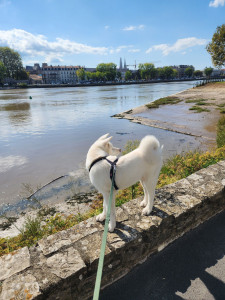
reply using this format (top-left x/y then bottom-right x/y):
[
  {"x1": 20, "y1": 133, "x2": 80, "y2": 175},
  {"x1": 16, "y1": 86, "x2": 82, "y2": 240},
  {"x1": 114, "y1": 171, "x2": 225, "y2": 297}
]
[{"x1": 0, "y1": 161, "x2": 225, "y2": 300}]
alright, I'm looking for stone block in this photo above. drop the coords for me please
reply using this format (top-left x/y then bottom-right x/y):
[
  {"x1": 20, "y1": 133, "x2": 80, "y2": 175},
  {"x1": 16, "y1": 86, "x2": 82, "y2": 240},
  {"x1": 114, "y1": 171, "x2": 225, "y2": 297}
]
[
  {"x1": 46, "y1": 246, "x2": 86, "y2": 279},
  {"x1": 0, "y1": 274, "x2": 40, "y2": 300},
  {"x1": 0, "y1": 247, "x2": 30, "y2": 281},
  {"x1": 38, "y1": 229, "x2": 71, "y2": 256},
  {"x1": 73, "y1": 231, "x2": 111, "y2": 264}
]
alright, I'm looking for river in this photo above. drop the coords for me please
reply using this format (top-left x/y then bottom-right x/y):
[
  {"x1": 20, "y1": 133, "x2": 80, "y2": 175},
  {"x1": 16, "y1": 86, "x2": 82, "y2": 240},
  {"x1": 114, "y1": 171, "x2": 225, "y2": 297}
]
[{"x1": 0, "y1": 81, "x2": 202, "y2": 208}]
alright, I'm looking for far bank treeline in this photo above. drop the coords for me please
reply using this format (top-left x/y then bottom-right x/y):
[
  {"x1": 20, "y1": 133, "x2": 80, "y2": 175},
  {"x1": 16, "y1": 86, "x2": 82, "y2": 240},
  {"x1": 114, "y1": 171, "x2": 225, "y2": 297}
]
[
  {"x1": 76, "y1": 62, "x2": 211, "y2": 83},
  {"x1": 0, "y1": 47, "x2": 29, "y2": 85}
]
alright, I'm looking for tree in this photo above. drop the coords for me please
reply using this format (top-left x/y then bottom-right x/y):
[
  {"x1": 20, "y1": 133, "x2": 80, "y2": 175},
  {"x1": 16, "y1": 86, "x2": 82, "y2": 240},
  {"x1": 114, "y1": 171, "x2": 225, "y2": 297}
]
[
  {"x1": 206, "y1": 24, "x2": 225, "y2": 68},
  {"x1": 76, "y1": 68, "x2": 86, "y2": 81},
  {"x1": 96, "y1": 63, "x2": 117, "y2": 81},
  {"x1": 157, "y1": 67, "x2": 166, "y2": 80},
  {"x1": 184, "y1": 67, "x2": 194, "y2": 78},
  {"x1": 15, "y1": 69, "x2": 29, "y2": 80},
  {"x1": 116, "y1": 71, "x2": 122, "y2": 81},
  {"x1": 204, "y1": 67, "x2": 213, "y2": 78},
  {"x1": 0, "y1": 61, "x2": 6, "y2": 84},
  {"x1": 173, "y1": 69, "x2": 178, "y2": 78},
  {"x1": 163, "y1": 66, "x2": 175, "y2": 79},
  {"x1": 125, "y1": 70, "x2": 133, "y2": 81},
  {"x1": 138, "y1": 63, "x2": 157, "y2": 80},
  {"x1": 194, "y1": 70, "x2": 203, "y2": 78},
  {"x1": 0, "y1": 47, "x2": 23, "y2": 78}
]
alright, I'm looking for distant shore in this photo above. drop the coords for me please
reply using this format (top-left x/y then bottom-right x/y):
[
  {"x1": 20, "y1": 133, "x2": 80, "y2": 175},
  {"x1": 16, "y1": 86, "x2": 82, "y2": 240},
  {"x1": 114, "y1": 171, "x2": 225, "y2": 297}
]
[{"x1": 0, "y1": 77, "x2": 202, "y2": 90}]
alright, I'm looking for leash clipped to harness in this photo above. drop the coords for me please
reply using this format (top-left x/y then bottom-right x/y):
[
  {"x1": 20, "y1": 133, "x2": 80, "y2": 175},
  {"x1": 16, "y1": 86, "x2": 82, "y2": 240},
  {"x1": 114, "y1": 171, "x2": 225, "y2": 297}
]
[{"x1": 93, "y1": 164, "x2": 116, "y2": 300}]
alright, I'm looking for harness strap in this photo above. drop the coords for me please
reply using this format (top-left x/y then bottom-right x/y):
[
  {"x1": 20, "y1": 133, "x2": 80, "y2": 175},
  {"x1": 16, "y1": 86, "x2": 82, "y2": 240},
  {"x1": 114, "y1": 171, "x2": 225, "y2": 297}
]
[
  {"x1": 89, "y1": 156, "x2": 107, "y2": 172},
  {"x1": 105, "y1": 157, "x2": 119, "y2": 190},
  {"x1": 89, "y1": 156, "x2": 119, "y2": 190}
]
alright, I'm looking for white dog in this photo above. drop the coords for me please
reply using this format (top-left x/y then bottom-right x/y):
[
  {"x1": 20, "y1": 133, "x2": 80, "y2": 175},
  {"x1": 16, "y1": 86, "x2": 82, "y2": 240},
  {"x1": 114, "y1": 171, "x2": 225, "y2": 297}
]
[{"x1": 86, "y1": 134, "x2": 163, "y2": 232}]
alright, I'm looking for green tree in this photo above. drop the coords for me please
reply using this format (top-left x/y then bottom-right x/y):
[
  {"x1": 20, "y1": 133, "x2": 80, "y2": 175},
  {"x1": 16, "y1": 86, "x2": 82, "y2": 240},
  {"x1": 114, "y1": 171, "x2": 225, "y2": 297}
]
[
  {"x1": 15, "y1": 69, "x2": 29, "y2": 80},
  {"x1": 157, "y1": 67, "x2": 166, "y2": 80},
  {"x1": 0, "y1": 61, "x2": 6, "y2": 84},
  {"x1": 163, "y1": 66, "x2": 175, "y2": 79},
  {"x1": 96, "y1": 63, "x2": 117, "y2": 81},
  {"x1": 206, "y1": 24, "x2": 225, "y2": 68},
  {"x1": 76, "y1": 68, "x2": 86, "y2": 81},
  {"x1": 173, "y1": 69, "x2": 178, "y2": 78},
  {"x1": 138, "y1": 63, "x2": 157, "y2": 80},
  {"x1": 184, "y1": 67, "x2": 194, "y2": 78},
  {"x1": 204, "y1": 67, "x2": 213, "y2": 78},
  {"x1": 116, "y1": 71, "x2": 122, "y2": 81},
  {"x1": 125, "y1": 70, "x2": 133, "y2": 81},
  {"x1": 194, "y1": 70, "x2": 203, "y2": 77},
  {"x1": 0, "y1": 47, "x2": 23, "y2": 78}
]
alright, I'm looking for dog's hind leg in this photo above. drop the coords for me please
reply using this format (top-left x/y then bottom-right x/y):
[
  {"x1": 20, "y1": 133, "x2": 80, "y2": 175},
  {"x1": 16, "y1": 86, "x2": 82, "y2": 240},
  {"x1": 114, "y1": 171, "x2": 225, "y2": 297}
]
[
  {"x1": 140, "y1": 180, "x2": 148, "y2": 207},
  {"x1": 142, "y1": 175, "x2": 158, "y2": 216}
]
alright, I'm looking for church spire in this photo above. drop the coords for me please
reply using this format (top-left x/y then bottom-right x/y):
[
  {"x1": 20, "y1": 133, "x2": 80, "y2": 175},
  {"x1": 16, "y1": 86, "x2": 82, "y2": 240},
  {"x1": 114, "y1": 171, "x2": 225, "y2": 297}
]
[{"x1": 119, "y1": 57, "x2": 122, "y2": 69}]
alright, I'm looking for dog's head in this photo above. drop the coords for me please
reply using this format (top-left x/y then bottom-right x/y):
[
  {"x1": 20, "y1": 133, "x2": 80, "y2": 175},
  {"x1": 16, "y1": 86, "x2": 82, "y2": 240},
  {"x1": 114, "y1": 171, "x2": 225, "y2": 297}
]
[{"x1": 97, "y1": 134, "x2": 121, "y2": 156}]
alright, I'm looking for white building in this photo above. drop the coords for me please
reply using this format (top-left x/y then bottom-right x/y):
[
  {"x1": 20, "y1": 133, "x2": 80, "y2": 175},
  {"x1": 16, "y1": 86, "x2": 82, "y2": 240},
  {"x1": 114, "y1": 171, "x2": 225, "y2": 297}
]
[{"x1": 41, "y1": 64, "x2": 81, "y2": 84}]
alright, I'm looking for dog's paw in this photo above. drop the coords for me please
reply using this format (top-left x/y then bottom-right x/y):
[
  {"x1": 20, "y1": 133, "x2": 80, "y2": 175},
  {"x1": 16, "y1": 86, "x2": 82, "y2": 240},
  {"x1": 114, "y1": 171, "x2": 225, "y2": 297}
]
[
  {"x1": 142, "y1": 207, "x2": 151, "y2": 216},
  {"x1": 108, "y1": 221, "x2": 116, "y2": 232},
  {"x1": 140, "y1": 199, "x2": 147, "y2": 207},
  {"x1": 96, "y1": 213, "x2": 105, "y2": 222}
]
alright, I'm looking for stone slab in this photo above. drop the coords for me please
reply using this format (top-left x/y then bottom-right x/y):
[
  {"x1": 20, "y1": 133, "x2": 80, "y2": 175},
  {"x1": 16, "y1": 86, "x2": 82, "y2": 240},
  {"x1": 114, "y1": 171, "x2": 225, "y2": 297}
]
[
  {"x1": 0, "y1": 247, "x2": 30, "y2": 281},
  {"x1": 46, "y1": 246, "x2": 86, "y2": 279},
  {"x1": 0, "y1": 274, "x2": 40, "y2": 300}
]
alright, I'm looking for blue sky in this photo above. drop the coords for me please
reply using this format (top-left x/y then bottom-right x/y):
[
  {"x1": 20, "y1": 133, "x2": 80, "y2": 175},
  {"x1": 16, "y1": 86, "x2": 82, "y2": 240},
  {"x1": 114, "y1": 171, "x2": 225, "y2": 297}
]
[{"x1": 0, "y1": 0, "x2": 225, "y2": 70}]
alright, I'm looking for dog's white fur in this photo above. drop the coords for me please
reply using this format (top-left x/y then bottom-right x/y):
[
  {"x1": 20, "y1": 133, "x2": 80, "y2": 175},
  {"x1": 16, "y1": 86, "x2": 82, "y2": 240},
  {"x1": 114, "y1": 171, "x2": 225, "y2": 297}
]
[{"x1": 86, "y1": 133, "x2": 163, "y2": 232}]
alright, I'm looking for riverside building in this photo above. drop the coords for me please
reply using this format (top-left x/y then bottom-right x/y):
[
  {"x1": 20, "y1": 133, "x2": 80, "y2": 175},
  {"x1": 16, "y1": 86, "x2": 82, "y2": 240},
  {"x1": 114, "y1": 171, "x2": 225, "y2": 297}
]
[{"x1": 41, "y1": 64, "x2": 81, "y2": 84}]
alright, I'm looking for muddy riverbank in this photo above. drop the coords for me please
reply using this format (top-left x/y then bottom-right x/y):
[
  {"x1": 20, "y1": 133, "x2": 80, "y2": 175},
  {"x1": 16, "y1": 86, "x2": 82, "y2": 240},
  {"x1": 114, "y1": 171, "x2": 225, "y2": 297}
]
[{"x1": 113, "y1": 82, "x2": 225, "y2": 148}]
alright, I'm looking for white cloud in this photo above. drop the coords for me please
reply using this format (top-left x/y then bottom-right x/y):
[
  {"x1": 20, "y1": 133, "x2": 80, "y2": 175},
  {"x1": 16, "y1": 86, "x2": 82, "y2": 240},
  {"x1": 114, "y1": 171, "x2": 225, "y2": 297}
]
[
  {"x1": 128, "y1": 49, "x2": 140, "y2": 53},
  {"x1": 0, "y1": 155, "x2": 28, "y2": 173},
  {"x1": 104, "y1": 25, "x2": 110, "y2": 30},
  {"x1": 146, "y1": 37, "x2": 208, "y2": 56},
  {"x1": 209, "y1": 0, "x2": 225, "y2": 7},
  {"x1": 123, "y1": 25, "x2": 145, "y2": 31},
  {"x1": 0, "y1": 29, "x2": 108, "y2": 63},
  {"x1": 109, "y1": 45, "x2": 133, "y2": 54}
]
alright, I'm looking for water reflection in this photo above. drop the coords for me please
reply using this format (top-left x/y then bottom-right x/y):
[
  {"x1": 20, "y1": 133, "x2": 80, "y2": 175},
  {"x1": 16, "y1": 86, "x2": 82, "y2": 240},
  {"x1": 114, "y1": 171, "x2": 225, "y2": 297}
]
[{"x1": 0, "y1": 102, "x2": 31, "y2": 126}]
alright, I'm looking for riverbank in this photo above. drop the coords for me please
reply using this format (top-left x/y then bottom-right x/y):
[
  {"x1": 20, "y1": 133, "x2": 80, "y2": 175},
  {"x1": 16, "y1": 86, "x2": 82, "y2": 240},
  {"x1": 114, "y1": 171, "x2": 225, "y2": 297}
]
[
  {"x1": 113, "y1": 82, "x2": 225, "y2": 148},
  {"x1": 0, "y1": 77, "x2": 201, "y2": 90}
]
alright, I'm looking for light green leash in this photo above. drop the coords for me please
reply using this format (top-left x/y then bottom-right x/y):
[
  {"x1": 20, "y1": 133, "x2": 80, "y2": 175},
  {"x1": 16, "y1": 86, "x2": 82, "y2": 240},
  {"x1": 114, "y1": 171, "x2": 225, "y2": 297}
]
[{"x1": 93, "y1": 166, "x2": 116, "y2": 300}]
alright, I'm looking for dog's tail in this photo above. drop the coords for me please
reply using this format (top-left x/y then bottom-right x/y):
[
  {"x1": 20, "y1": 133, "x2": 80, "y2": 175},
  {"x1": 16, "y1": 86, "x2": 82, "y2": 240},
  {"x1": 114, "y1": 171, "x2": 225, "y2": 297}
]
[{"x1": 138, "y1": 135, "x2": 163, "y2": 164}]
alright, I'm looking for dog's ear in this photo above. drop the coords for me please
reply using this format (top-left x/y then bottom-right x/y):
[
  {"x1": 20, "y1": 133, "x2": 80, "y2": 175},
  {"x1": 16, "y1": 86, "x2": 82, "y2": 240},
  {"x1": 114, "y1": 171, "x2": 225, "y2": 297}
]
[
  {"x1": 102, "y1": 136, "x2": 113, "y2": 144},
  {"x1": 98, "y1": 133, "x2": 110, "y2": 140}
]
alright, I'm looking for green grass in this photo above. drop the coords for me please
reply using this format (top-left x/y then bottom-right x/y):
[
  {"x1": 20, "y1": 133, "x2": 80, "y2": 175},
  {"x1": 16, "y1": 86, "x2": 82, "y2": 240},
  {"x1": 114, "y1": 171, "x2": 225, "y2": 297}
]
[
  {"x1": 1, "y1": 118, "x2": 225, "y2": 257},
  {"x1": 219, "y1": 108, "x2": 225, "y2": 114},
  {"x1": 146, "y1": 96, "x2": 182, "y2": 109},
  {"x1": 189, "y1": 106, "x2": 210, "y2": 113},
  {"x1": 217, "y1": 116, "x2": 225, "y2": 147}
]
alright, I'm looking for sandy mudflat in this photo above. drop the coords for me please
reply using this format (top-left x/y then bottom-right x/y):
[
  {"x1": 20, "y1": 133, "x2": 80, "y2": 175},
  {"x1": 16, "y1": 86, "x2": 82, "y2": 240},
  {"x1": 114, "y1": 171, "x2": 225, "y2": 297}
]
[{"x1": 113, "y1": 82, "x2": 225, "y2": 147}]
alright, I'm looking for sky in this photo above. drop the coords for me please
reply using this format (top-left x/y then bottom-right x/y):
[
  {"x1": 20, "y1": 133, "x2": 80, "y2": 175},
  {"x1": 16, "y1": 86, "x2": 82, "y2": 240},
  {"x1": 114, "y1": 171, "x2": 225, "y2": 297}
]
[{"x1": 0, "y1": 0, "x2": 225, "y2": 70}]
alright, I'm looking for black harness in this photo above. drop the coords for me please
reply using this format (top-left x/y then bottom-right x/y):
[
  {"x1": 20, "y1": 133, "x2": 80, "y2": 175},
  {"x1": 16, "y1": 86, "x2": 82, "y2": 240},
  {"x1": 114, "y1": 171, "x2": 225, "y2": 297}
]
[{"x1": 89, "y1": 156, "x2": 119, "y2": 190}]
